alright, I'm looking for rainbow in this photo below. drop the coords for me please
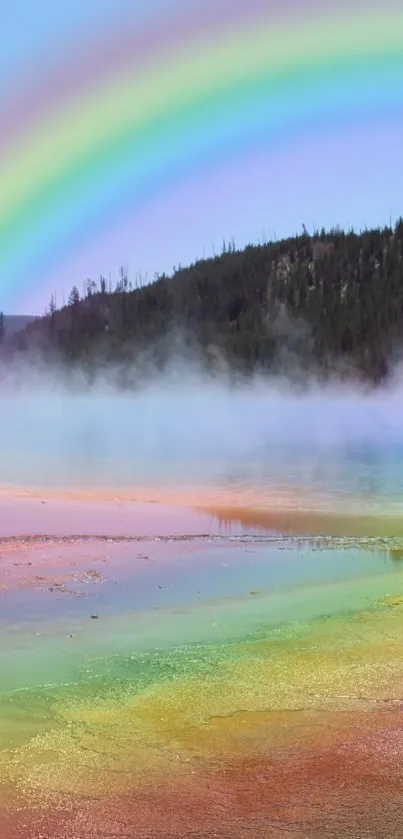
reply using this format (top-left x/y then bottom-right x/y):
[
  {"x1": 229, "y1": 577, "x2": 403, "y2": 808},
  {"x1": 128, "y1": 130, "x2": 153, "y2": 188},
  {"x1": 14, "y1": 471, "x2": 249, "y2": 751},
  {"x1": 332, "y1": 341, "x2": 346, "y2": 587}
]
[{"x1": 1, "y1": 3, "x2": 403, "y2": 308}]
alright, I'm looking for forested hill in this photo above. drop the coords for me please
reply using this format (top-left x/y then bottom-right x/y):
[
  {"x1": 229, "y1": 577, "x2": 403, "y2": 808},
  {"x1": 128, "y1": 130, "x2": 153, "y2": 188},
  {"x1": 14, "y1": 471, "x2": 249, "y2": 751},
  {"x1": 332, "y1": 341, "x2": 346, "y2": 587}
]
[{"x1": 3, "y1": 221, "x2": 403, "y2": 383}]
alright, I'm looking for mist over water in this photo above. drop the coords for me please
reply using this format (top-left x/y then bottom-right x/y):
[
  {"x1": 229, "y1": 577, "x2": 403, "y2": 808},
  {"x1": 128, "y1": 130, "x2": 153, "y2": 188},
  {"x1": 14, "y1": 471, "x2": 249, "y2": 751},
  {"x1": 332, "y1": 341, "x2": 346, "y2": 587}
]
[{"x1": 1, "y1": 358, "x2": 403, "y2": 511}]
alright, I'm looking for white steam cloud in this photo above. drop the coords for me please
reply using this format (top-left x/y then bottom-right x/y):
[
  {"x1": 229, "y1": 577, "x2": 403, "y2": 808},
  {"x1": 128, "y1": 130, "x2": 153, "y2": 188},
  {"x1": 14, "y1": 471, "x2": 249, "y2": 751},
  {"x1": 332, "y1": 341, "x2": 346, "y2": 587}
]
[{"x1": 1, "y1": 354, "x2": 403, "y2": 506}]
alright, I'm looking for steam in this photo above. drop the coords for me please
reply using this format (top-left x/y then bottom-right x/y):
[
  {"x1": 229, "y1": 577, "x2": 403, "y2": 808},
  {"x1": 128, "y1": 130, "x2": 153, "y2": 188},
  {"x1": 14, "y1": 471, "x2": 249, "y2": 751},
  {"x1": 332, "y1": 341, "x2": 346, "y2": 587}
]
[{"x1": 1, "y1": 350, "x2": 403, "y2": 507}]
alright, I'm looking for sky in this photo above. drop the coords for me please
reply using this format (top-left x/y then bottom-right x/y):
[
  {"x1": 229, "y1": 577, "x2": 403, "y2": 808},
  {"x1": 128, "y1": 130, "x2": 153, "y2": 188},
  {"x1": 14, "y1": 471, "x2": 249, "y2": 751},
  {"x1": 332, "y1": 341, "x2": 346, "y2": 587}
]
[{"x1": 2, "y1": 1, "x2": 403, "y2": 315}]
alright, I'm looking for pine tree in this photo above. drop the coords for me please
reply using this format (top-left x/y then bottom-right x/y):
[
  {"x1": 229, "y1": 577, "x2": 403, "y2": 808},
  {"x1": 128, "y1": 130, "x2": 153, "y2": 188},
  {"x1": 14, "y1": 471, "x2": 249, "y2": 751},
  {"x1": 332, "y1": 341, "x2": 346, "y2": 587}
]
[{"x1": 68, "y1": 286, "x2": 80, "y2": 308}]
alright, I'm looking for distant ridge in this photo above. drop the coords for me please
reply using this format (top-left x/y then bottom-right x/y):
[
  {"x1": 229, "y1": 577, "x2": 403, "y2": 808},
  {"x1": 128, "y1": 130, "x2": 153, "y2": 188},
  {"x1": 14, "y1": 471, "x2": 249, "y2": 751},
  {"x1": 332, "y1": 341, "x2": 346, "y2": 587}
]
[{"x1": 3, "y1": 315, "x2": 36, "y2": 336}]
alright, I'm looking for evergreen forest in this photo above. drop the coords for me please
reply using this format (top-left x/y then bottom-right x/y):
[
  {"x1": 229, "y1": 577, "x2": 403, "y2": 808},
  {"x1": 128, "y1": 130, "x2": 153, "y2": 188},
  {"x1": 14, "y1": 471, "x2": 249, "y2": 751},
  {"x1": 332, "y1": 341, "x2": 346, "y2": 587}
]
[{"x1": 2, "y1": 221, "x2": 403, "y2": 385}]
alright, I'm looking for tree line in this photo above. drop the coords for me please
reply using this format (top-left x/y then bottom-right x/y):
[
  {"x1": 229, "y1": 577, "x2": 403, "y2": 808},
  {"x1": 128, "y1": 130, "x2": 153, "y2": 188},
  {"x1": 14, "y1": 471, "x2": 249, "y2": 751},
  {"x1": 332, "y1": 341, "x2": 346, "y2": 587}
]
[{"x1": 3, "y1": 220, "x2": 403, "y2": 384}]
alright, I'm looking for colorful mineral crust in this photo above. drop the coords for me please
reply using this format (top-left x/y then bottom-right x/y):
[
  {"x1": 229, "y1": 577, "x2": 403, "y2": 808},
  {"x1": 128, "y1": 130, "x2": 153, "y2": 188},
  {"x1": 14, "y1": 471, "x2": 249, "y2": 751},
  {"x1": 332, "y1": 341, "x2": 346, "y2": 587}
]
[{"x1": 1, "y1": 514, "x2": 403, "y2": 838}]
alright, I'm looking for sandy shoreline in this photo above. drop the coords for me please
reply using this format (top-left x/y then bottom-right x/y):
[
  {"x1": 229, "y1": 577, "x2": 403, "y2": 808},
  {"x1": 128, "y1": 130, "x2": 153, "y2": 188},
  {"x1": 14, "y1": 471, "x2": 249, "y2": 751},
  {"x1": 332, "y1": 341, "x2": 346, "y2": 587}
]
[
  {"x1": 0, "y1": 481, "x2": 318, "y2": 540},
  {"x1": 0, "y1": 481, "x2": 306, "y2": 508},
  {"x1": 2, "y1": 482, "x2": 403, "y2": 539},
  {"x1": 0, "y1": 493, "x2": 222, "y2": 539}
]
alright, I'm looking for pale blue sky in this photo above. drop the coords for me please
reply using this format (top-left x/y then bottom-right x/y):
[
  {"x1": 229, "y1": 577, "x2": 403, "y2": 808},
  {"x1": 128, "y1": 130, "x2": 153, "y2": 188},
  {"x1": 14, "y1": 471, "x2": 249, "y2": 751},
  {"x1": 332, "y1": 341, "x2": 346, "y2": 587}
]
[
  {"x1": 20, "y1": 119, "x2": 403, "y2": 315},
  {"x1": 2, "y1": 1, "x2": 174, "y2": 90},
  {"x1": 2, "y1": 1, "x2": 403, "y2": 314}
]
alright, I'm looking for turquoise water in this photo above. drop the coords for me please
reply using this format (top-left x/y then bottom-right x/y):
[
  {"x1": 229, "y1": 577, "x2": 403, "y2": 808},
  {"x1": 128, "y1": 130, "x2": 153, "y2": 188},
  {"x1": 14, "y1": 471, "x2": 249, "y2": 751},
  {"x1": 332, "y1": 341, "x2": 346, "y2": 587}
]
[
  {"x1": 0, "y1": 539, "x2": 398, "y2": 624},
  {"x1": 2, "y1": 535, "x2": 403, "y2": 693},
  {"x1": 2, "y1": 385, "x2": 403, "y2": 506}
]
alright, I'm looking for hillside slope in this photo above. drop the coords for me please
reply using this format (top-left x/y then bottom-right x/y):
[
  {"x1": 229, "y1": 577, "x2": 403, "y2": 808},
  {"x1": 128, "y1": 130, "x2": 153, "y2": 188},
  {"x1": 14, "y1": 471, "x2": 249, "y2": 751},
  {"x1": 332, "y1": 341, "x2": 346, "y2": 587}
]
[{"x1": 4, "y1": 221, "x2": 403, "y2": 383}]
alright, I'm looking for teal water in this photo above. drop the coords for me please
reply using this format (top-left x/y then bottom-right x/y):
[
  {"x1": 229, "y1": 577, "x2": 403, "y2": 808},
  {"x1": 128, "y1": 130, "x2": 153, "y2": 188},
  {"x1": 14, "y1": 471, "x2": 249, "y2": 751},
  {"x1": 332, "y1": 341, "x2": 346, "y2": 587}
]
[
  {"x1": 2, "y1": 535, "x2": 403, "y2": 692},
  {"x1": 2, "y1": 387, "x2": 403, "y2": 512}
]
